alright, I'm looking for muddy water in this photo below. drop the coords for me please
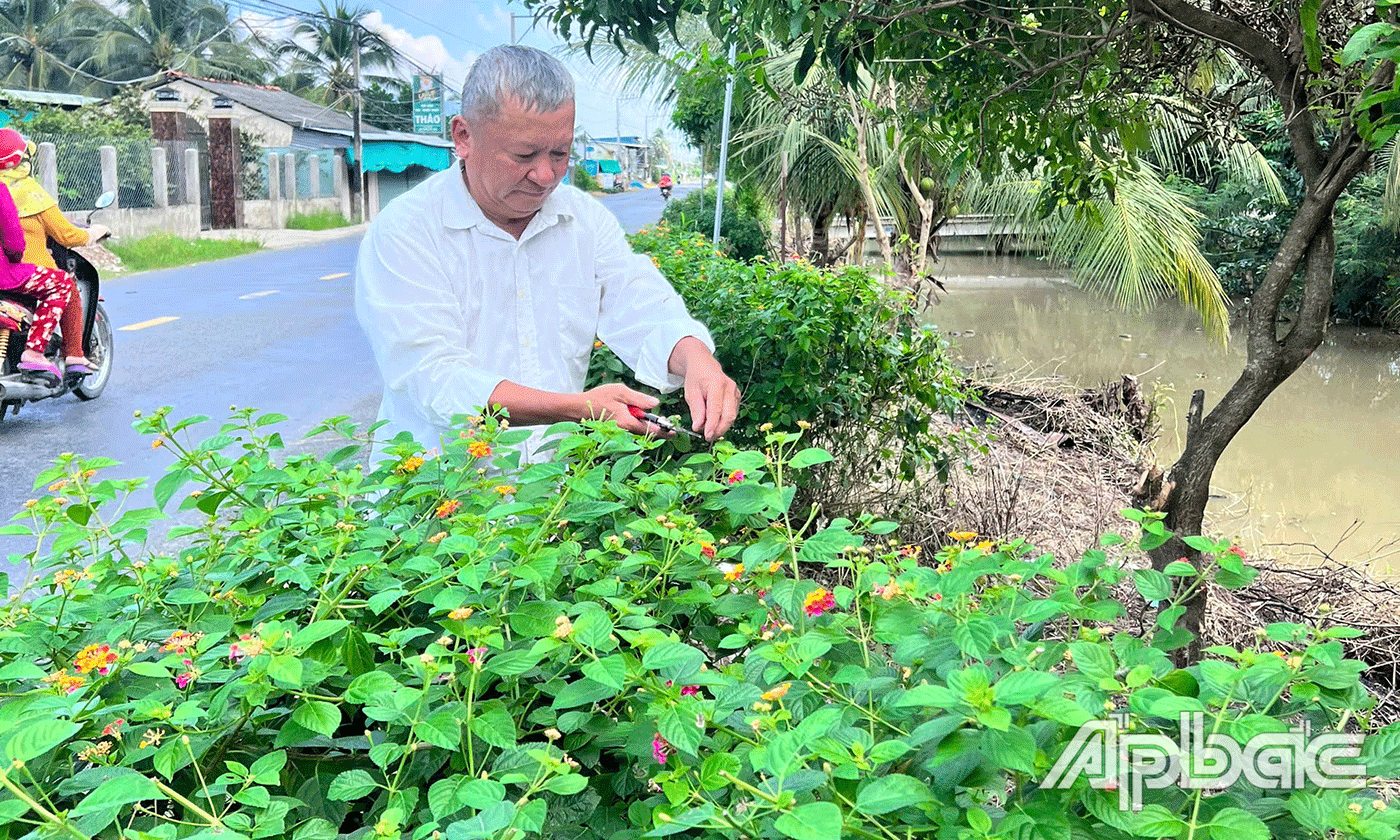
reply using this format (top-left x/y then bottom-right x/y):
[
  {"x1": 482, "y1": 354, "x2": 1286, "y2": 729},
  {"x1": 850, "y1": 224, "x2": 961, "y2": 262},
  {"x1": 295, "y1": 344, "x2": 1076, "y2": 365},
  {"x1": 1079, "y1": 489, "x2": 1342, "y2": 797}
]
[{"x1": 922, "y1": 254, "x2": 1400, "y2": 573}]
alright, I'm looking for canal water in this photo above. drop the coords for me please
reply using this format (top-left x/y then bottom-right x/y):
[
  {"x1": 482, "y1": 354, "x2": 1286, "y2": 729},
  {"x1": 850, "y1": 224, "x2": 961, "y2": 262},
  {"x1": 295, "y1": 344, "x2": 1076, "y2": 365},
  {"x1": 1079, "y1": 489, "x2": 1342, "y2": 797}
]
[{"x1": 922, "y1": 254, "x2": 1400, "y2": 574}]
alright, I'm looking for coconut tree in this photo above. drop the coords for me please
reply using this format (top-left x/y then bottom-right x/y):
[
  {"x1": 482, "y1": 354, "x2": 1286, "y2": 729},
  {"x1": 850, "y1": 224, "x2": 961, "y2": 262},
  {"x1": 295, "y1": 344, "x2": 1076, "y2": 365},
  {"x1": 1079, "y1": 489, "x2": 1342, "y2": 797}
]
[
  {"x1": 0, "y1": 0, "x2": 79, "y2": 92},
  {"x1": 64, "y1": 0, "x2": 268, "y2": 86},
  {"x1": 275, "y1": 1, "x2": 396, "y2": 109}
]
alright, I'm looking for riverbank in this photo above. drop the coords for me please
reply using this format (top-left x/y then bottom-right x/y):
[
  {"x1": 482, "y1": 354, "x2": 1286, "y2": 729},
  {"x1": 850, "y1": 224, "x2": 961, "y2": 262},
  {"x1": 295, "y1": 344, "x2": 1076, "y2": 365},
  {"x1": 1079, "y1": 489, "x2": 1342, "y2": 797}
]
[{"x1": 928, "y1": 370, "x2": 1400, "y2": 723}]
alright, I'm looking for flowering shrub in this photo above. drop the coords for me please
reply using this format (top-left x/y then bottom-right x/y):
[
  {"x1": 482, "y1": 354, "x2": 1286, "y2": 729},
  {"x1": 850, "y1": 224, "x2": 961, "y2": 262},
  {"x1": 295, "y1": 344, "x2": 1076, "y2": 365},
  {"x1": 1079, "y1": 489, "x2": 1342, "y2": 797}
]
[
  {"x1": 592, "y1": 224, "x2": 972, "y2": 497},
  {"x1": 0, "y1": 409, "x2": 1394, "y2": 839}
]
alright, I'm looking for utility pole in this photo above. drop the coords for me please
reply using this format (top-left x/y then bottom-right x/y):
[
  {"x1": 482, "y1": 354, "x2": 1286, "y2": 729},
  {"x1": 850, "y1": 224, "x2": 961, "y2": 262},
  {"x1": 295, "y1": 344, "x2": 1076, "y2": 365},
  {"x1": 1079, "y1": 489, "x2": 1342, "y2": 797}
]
[
  {"x1": 353, "y1": 38, "x2": 367, "y2": 223},
  {"x1": 712, "y1": 41, "x2": 737, "y2": 245}
]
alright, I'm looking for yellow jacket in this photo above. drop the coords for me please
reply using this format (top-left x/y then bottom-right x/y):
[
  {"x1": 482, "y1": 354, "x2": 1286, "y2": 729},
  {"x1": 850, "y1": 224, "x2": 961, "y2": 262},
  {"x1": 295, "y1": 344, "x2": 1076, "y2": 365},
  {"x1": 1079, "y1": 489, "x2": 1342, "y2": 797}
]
[{"x1": 22, "y1": 205, "x2": 90, "y2": 270}]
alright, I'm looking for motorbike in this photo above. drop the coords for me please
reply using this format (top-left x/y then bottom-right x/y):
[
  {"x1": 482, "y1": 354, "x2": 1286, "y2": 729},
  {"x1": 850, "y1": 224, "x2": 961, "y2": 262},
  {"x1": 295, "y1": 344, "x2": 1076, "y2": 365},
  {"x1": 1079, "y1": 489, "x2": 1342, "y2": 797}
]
[
  {"x1": 0, "y1": 191, "x2": 115, "y2": 421},
  {"x1": 660, "y1": 184, "x2": 672, "y2": 201}
]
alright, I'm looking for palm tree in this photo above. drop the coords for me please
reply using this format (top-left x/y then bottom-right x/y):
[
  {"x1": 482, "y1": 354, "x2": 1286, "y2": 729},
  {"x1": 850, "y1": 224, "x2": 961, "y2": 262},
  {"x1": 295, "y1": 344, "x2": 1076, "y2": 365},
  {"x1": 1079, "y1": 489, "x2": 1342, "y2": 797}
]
[
  {"x1": 0, "y1": 0, "x2": 79, "y2": 92},
  {"x1": 64, "y1": 0, "x2": 267, "y2": 86},
  {"x1": 275, "y1": 1, "x2": 396, "y2": 110}
]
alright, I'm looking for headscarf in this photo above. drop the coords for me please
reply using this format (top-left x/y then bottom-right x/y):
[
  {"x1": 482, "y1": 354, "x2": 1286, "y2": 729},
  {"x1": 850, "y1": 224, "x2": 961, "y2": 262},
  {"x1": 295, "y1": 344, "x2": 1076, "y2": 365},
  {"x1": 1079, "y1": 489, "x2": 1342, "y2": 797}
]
[{"x1": 0, "y1": 131, "x2": 57, "y2": 218}]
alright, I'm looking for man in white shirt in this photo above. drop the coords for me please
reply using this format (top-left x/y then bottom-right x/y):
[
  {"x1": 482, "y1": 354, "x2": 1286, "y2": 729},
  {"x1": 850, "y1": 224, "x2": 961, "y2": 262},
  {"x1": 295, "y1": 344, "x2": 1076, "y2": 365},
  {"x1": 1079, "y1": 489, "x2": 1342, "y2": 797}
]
[{"x1": 355, "y1": 45, "x2": 739, "y2": 463}]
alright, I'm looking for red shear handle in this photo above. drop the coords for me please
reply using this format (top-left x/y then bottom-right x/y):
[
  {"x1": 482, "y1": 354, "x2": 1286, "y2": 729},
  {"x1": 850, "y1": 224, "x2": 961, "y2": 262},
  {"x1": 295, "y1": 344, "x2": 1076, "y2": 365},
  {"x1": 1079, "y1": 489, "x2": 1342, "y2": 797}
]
[{"x1": 627, "y1": 405, "x2": 647, "y2": 421}]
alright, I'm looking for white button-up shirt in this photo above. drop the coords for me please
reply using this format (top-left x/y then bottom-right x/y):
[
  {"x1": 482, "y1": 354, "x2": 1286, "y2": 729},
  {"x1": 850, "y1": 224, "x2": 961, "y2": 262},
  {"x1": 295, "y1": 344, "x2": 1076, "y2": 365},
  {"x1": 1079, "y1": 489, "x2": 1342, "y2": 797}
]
[{"x1": 354, "y1": 167, "x2": 714, "y2": 462}]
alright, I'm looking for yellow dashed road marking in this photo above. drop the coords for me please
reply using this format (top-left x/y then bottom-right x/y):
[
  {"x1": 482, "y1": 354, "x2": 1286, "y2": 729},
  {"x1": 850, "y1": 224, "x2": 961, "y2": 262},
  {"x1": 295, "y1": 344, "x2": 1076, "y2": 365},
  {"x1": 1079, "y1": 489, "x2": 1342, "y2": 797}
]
[
  {"x1": 320, "y1": 272, "x2": 349, "y2": 280},
  {"x1": 239, "y1": 290, "x2": 280, "y2": 299},
  {"x1": 118, "y1": 316, "x2": 180, "y2": 331}
]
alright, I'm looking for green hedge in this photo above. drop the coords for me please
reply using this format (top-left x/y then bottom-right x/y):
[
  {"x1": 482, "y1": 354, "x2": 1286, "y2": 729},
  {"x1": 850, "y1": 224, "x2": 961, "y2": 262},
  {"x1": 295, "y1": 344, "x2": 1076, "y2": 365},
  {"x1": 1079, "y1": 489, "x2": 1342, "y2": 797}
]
[
  {"x1": 659, "y1": 187, "x2": 769, "y2": 261},
  {"x1": 590, "y1": 224, "x2": 971, "y2": 486},
  {"x1": 0, "y1": 410, "x2": 1392, "y2": 839}
]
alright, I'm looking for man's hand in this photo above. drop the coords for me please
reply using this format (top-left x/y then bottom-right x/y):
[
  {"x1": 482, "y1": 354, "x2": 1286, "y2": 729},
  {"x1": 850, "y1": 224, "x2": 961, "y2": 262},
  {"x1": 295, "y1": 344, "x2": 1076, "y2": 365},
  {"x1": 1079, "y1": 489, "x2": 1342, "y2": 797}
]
[
  {"x1": 669, "y1": 337, "x2": 740, "y2": 441},
  {"x1": 577, "y1": 383, "x2": 672, "y2": 437}
]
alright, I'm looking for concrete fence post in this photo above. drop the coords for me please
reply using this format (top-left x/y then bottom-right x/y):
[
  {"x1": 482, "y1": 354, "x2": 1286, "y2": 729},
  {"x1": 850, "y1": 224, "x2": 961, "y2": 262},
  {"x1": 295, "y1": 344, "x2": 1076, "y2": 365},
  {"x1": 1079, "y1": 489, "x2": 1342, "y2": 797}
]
[
  {"x1": 36, "y1": 142, "x2": 57, "y2": 198},
  {"x1": 282, "y1": 152, "x2": 296, "y2": 218},
  {"x1": 99, "y1": 145, "x2": 118, "y2": 209},
  {"x1": 183, "y1": 147, "x2": 200, "y2": 211},
  {"x1": 151, "y1": 147, "x2": 168, "y2": 208},
  {"x1": 333, "y1": 152, "x2": 350, "y2": 221},
  {"x1": 307, "y1": 153, "x2": 319, "y2": 198},
  {"x1": 265, "y1": 153, "x2": 281, "y2": 228}
]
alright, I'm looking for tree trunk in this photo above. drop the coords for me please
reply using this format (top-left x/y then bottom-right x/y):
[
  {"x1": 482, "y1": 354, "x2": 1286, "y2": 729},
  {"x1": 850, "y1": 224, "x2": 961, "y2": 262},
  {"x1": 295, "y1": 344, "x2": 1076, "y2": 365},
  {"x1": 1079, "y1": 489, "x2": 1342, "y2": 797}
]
[
  {"x1": 809, "y1": 203, "x2": 834, "y2": 265},
  {"x1": 847, "y1": 88, "x2": 894, "y2": 267},
  {"x1": 1123, "y1": 0, "x2": 1388, "y2": 663}
]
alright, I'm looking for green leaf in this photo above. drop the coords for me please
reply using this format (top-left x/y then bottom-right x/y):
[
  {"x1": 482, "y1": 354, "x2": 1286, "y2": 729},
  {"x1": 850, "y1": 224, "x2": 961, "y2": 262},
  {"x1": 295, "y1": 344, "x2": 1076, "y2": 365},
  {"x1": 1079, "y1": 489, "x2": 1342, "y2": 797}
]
[
  {"x1": 430, "y1": 776, "x2": 506, "y2": 821},
  {"x1": 293, "y1": 818, "x2": 338, "y2": 840},
  {"x1": 641, "y1": 641, "x2": 704, "y2": 677},
  {"x1": 446, "y1": 801, "x2": 516, "y2": 839},
  {"x1": 1207, "y1": 807, "x2": 1269, "y2": 840},
  {"x1": 71, "y1": 771, "x2": 165, "y2": 815},
  {"x1": 788, "y1": 447, "x2": 833, "y2": 469},
  {"x1": 5, "y1": 719, "x2": 79, "y2": 762},
  {"x1": 266, "y1": 654, "x2": 304, "y2": 688},
  {"x1": 1162, "y1": 560, "x2": 1197, "y2": 577},
  {"x1": 774, "y1": 801, "x2": 842, "y2": 840},
  {"x1": 967, "y1": 807, "x2": 992, "y2": 833},
  {"x1": 290, "y1": 701, "x2": 341, "y2": 738},
  {"x1": 1133, "y1": 804, "x2": 1186, "y2": 836},
  {"x1": 700, "y1": 753, "x2": 741, "y2": 790},
  {"x1": 993, "y1": 670, "x2": 1059, "y2": 705},
  {"x1": 291, "y1": 620, "x2": 350, "y2": 649},
  {"x1": 582, "y1": 655, "x2": 626, "y2": 690},
  {"x1": 469, "y1": 706, "x2": 516, "y2": 749},
  {"x1": 1342, "y1": 22, "x2": 1397, "y2": 66},
  {"x1": 327, "y1": 769, "x2": 378, "y2": 801},
  {"x1": 417, "y1": 708, "x2": 464, "y2": 750},
  {"x1": 1300, "y1": 0, "x2": 1322, "y2": 73},
  {"x1": 983, "y1": 726, "x2": 1036, "y2": 775},
  {"x1": 249, "y1": 750, "x2": 286, "y2": 784},
  {"x1": 1134, "y1": 569, "x2": 1172, "y2": 602},
  {"x1": 1068, "y1": 642, "x2": 1117, "y2": 681},
  {"x1": 854, "y1": 774, "x2": 934, "y2": 815},
  {"x1": 543, "y1": 773, "x2": 588, "y2": 795}
]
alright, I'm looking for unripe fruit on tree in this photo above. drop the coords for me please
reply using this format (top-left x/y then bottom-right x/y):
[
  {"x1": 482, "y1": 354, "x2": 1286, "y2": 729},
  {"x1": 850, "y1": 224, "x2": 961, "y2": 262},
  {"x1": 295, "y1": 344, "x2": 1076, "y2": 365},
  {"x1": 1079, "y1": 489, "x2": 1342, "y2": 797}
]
[{"x1": 919, "y1": 176, "x2": 936, "y2": 193}]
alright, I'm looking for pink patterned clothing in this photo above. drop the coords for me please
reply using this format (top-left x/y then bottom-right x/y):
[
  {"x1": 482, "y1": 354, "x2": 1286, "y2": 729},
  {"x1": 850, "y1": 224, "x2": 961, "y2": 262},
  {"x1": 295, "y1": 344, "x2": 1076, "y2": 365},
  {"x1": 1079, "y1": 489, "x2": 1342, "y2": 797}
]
[
  {"x1": 14, "y1": 266, "x2": 74, "y2": 353},
  {"x1": 0, "y1": 183, "x2": 36, "y2": 289}
]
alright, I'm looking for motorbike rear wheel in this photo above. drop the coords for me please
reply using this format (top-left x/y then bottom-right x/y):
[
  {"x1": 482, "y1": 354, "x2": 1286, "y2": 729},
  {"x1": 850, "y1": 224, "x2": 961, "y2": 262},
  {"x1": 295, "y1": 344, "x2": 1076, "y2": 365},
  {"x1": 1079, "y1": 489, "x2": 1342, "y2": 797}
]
[{"x1": 74, "y1": 304, "x2": 112, "y2": 401}]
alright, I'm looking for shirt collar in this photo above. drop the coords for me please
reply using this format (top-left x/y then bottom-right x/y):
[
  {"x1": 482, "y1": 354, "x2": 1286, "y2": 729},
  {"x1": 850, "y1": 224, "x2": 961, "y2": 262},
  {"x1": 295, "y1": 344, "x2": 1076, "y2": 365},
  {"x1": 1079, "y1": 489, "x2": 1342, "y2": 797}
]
[{"x1": 442, "y1": 163, "x2": 574, "y2": 237}]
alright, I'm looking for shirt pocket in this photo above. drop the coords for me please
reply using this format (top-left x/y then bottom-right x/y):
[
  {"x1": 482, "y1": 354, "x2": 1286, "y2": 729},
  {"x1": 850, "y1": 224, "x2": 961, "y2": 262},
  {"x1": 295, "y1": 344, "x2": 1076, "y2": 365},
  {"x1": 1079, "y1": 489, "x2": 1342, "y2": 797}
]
[{"x1": 556, "y1": 274, "x2": 602, "y2": 363}]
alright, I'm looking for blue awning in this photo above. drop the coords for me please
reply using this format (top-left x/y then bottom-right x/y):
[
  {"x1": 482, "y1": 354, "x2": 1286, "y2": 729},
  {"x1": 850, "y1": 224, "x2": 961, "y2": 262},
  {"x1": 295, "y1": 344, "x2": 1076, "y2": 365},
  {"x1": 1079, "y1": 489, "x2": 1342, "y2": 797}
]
[{"x1": 351, "y1": 140, "x2": 452, "y2": 173}]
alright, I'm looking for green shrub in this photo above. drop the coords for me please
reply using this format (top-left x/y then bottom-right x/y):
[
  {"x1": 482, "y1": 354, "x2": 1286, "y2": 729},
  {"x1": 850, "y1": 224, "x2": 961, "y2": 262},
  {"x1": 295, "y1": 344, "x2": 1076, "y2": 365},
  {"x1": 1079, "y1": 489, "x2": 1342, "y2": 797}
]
[
  {"x1": 591, "y1": 224, "x2": 971, "y2": 497},
  {"x1": 572, "y1": 164, "x2": 602, "y2": 192},
  {"x1": 285, "y1": 209, "x2": 354, "y2": 231},
  {"x1": 0, "y1": 411, "x2": 1393, "y2": 840},
  {"x1": 660, "y1": 186, "x2": 770, "y2": 261}
]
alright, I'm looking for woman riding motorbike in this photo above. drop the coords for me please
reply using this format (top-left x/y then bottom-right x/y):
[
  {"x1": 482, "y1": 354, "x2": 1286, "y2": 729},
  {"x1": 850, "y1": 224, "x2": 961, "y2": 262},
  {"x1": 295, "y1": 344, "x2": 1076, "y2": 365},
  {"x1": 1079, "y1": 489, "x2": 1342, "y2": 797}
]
[{"x1": 0, "y1": 129, "x2": 106, "y2": 375}]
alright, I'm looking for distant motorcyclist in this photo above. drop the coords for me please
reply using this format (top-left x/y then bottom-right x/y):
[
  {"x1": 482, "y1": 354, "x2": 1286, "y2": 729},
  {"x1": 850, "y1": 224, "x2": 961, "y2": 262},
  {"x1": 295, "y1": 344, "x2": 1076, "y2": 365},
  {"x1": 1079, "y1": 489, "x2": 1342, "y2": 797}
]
[
  {"x1": 659, "y1": 172, "x2": 673, "y2": 200},
  {"x1": 0, "y1": 129, "x2": 105, "y2": 375}
]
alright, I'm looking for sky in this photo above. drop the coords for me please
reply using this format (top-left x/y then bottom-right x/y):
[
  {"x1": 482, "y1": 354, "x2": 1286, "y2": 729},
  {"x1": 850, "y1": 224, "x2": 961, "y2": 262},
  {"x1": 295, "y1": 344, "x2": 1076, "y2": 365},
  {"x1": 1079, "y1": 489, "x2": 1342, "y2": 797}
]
[{"x1": 228, "y1": 0, "x2": 688, "y2": 157}]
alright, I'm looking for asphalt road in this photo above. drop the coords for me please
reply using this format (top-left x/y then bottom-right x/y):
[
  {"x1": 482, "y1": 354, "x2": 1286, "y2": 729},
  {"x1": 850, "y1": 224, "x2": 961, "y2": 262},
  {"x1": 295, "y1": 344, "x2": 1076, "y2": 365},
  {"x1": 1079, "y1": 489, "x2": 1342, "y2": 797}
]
[{"x1": 0, "y1": 183, "x2": 691, "y2": 576}]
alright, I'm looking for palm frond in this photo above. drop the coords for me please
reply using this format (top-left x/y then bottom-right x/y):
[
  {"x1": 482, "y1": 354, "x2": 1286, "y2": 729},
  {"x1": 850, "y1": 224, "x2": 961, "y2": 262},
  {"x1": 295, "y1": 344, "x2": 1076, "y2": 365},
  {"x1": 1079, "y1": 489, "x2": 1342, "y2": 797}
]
[{"x1": 964, "y1": 158, "x2": 1230, "y2": 341}]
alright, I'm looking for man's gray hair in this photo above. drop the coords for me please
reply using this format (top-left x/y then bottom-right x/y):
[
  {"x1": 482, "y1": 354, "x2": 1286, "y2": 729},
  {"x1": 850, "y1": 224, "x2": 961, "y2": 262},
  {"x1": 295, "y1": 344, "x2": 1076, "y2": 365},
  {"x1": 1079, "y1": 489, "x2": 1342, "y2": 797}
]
[{"x1": 459, "y1": 45, "x2": 575, "y2": 122}]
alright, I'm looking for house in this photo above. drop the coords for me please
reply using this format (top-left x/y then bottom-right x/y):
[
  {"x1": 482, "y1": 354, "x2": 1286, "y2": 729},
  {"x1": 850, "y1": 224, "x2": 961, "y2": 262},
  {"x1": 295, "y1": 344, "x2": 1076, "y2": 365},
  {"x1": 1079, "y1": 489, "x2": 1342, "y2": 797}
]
[
  {"x1": 144, "y1": 73, "x2": 454, "y2": 217},
  {"x1": 588, "y1": 136, "x2": 654, "y2": 180},
  {"x1": 0, "y1": 88, "x2": 102, "y2": 126}
]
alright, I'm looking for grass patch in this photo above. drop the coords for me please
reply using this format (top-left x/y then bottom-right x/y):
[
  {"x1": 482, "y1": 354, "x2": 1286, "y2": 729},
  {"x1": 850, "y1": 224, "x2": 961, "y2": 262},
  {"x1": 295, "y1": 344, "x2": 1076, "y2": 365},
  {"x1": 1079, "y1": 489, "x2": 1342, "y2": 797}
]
[
  {"x1": 109, "y1": 234, "x2": 263, "y2": 273},
  {"x1": 285, "y1": 209, "x2": 353, "y2": 230}
]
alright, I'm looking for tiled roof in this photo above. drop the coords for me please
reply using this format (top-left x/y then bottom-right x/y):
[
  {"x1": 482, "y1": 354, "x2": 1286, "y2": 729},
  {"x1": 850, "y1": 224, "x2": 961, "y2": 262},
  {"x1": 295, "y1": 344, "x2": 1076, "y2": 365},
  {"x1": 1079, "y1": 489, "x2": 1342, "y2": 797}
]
[{"x1": 169, "y1": 73, "x2": 380, "y2": 133}]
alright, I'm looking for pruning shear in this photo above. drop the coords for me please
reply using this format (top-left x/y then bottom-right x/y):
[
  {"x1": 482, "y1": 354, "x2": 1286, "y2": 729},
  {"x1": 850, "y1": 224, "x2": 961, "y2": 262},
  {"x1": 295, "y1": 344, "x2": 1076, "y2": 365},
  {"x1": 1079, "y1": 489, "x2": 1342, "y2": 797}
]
[{"x1": 628, "y1": 405, "x2": 703, "y2": 439}]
